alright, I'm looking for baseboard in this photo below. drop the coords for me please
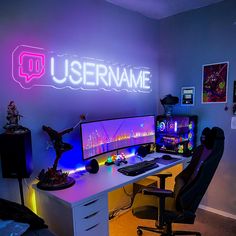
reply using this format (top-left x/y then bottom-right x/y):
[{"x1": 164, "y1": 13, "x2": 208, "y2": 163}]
[{"x1": 199, "y1": 204, "x2": 236, "y2": 220}]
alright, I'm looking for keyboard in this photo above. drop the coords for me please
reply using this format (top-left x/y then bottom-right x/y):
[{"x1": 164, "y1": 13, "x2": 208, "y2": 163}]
[{"x1": 117, "y1": 158, "x2": 159, "y2": 176}]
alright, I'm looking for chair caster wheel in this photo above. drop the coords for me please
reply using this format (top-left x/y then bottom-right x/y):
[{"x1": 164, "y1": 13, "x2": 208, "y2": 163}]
[{"x1": 137, "y1": 229, "x2": 143, "y2": 235}]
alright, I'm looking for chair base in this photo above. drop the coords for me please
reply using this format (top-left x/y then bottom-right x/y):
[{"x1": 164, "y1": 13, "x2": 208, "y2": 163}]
[{"x1": 137, "y1": 225, "x2": 201, "y2": 236}]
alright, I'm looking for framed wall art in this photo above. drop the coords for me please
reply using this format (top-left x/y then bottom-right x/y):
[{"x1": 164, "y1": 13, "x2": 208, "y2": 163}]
[
  {"x1": 181, "y1": 87, "x2": 195, "y2": 106},
  {"x1": 233, "y1": 80, "x2": 236, "y2": 103},
  {"x1": 202, "y1": 62, "x2": 228, "y2": 103}
]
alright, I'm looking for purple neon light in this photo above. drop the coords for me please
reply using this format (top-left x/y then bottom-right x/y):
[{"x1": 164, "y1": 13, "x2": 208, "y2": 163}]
[
  {"x1": 12, "y1": 45, "x2": 152, "y2": 92},
  {"x1": 18, "y1": 51, "x2": 45, "y2": 82}
]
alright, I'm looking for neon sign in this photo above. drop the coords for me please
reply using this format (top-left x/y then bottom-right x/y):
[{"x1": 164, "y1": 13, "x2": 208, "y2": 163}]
[{"x1": 12, "y1": 45, "x2": 152, "y2": 93}]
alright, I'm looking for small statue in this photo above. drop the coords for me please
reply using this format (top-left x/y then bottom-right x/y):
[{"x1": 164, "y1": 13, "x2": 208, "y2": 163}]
[
  {"x1": 42, "y1": 125, "x2": 74, "y2": 171},
  {"x1": 37, "y1": 114, "x2": 86, "y2": 190},
  {"x1": 7, "y1": 101, "x2": 21, "y2": 124},
  {"x1": 4, "y1": 101, "x2": 27, "y2": 133}
]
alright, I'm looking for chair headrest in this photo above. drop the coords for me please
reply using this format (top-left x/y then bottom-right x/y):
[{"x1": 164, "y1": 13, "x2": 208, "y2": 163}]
[{"x1": 200, "y1": 127, "x2": 225, "y2": 149}]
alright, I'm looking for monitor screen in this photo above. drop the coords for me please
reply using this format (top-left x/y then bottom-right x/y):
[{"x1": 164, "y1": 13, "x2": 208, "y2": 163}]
[
  {"x1": 156, "y1": 115, "x2": 197, "y2": 156},
  {"x1": 81, "y1": 115, "x2": 155, "y2": 160}
]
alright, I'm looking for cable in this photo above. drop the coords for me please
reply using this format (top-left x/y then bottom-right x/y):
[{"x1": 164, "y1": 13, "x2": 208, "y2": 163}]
[
  {"x1": 109, "y1": 185, "x2": 134, "y2": 220},
  {"x1": 109, "y1": 199, "x2": 133, "y2": 220},
  {"x1": 122, "y1": 186, "x2": 133, "y2": 197}
]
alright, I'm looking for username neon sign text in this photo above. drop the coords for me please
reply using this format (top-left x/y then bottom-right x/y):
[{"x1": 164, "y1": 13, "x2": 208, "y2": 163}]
[{"x1": 12, "y1": 45, "x2": 152, "y2": 92}]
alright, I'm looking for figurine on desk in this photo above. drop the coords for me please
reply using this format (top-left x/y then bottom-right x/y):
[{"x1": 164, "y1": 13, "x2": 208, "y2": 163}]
[
  {"x1": 37, "y1": 114, "x2": 86, "y2": 190},
  {"x1": 3, "y1": 101, "x2": 28, "y2": 133},
  {"x1": 114, "y1": 153, "x2": 128, "y2": 166},
  {"x1": 42, "y1": 125, "x2": 74, "y2": 172},
  {"x1": 105, "y1": 153, "x2": 128, "y2": 166}
]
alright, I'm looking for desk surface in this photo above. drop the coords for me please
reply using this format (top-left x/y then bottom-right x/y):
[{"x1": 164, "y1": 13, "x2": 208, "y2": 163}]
[{"x1": 34, "y1": 153, "x2": 185, "y2": 208}]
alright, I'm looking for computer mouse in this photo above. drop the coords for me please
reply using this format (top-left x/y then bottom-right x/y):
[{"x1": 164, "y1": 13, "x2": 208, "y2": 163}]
[{"x1": 162, "y1": 154, "x2": 172, "y2": 160}]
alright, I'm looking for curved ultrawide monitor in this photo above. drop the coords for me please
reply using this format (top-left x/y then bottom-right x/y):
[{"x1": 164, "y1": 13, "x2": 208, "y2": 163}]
[{"x1": 80, "y1": 115, "x2": 155, "y2": 160}]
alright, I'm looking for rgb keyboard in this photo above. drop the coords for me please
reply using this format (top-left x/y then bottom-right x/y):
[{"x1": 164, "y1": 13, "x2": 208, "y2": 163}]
[{"x1": 117, "y1": 158, "x2": 159, "y2": 176}]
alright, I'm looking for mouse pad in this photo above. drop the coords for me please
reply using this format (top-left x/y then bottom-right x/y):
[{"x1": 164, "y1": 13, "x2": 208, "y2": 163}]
[{"x1": 155, "y1": 157, "x2": 180, "y2": 165}]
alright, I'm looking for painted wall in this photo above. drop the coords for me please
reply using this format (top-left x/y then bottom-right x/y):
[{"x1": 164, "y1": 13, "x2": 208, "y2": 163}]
[
  {"x1": 2, "y1": 0, "x2": 234, "y2": 219},
  {"x1": 0, "y1": 0, "x2": 159, "y2": 204},
  {"x1": 158, "y1": 0, "x2": 236, "y2": 216}
]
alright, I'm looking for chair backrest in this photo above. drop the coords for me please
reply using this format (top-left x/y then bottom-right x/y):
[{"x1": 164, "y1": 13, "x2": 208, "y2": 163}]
[{"x1": 173, "y1": 127, "x2": 225, "y2": 213}]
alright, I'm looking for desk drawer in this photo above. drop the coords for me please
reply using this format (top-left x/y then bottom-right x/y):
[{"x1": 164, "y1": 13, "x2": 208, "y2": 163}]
[
  {"x1": 77, "y1": 208, "x2": 108, "y2": 234},
  {"x1": 76, "y1": 194, "x2": 107, "y2": 217},
  {"x1": 73, "y1": 194, "x2": 108, "y2": 236},
  {"x1": 78, "y1": 221, "x2": 108, "y2": 236}
]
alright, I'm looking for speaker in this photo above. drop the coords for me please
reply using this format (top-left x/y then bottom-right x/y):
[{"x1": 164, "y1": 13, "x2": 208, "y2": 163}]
[
  {"x1": 85, "y1": 159, "x2": 99, "y2": 174},
  {"x1": 136, "y1": 144, "x2": 151, "y2": 157},
  {"x1": 0, "y1": 131, "x2": 33, "y2": 178}
]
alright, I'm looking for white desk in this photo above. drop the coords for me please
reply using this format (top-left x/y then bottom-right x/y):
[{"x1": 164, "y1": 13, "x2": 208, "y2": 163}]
[{"x1": 33, "y1": 153, "x2": 185, "y2": 236}]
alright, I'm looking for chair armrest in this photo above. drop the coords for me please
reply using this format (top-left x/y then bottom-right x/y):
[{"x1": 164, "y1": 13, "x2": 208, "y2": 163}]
[
  {"x1": 153, "y1": 172, "x2": 172, "y2": 189},
  {"x1": 154, "y1": 172, "x2": 173, "y2": 178},
  {"x1": 142, "y1": 187, "x2": 173, "y2": 198}
]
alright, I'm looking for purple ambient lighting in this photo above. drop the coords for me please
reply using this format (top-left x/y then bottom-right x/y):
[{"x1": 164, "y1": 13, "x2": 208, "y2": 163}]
[{"x1": 12, "y1": 45, "x2": 152, "y2": 93}]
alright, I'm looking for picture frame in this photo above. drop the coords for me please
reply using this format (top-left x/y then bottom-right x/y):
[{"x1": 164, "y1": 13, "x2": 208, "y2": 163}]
[
  {"x1": 233, "y1": 81, "x2": 236, "y2": 103},
  {"x1": 202, "y1": 62, "x2": 228, "y2": 103},
  {"x1": 181, "y1": 87, "x2": 195, "y2": 106}
]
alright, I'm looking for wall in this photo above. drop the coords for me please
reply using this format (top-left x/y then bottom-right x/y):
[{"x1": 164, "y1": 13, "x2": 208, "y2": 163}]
[
  {"x1": 158, "y1": 0, "x2": 236, "y2": 216},
  {"x1": 0, "y1": 0, "x2": 159, "y2": 205}
]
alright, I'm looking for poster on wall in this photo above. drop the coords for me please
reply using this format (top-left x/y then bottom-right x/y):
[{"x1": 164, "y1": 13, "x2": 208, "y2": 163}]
[
  {"x1": 233, "y1": 81, "x2": 236, "y2": 103},
  {"x1": 202, "y1": 62, "x2": 228, "y2": 103},
  {"x1": 181, "y1": 87, "x2": 195, "y2": 106}
]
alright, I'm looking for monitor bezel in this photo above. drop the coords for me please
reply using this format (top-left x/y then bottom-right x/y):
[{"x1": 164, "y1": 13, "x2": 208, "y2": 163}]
[{"x1": 80, "y1": 115, "x2": 156, "y2": 161}]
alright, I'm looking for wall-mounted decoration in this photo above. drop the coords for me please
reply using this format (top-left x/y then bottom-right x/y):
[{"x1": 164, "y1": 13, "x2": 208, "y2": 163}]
[
  {"x1": 12, "y1": 45, "x2": 152, "y2": 93},
  {"x1": 233, "y1": 81, "x2": 236, "y2": 115},
  {"x1": 181, "y1": 87, "x2": 195, "y2": 106},
  {"x1": 233, "y1": 81, "x2": 236, "y2": 103},
  {"x1": 202, "y1": 62, "x2": 228, "y2": 103}
]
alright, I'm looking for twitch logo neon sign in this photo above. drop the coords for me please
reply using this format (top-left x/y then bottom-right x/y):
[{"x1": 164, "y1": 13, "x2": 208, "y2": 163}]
[{"x1": 12, "y1": 45, "x2": 151, "y2": 93}]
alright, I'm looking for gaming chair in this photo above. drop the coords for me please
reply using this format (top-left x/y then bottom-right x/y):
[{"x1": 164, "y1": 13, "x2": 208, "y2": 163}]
[{"x1": 132, "y1": 127, "x2": 225, "y2": 236}]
